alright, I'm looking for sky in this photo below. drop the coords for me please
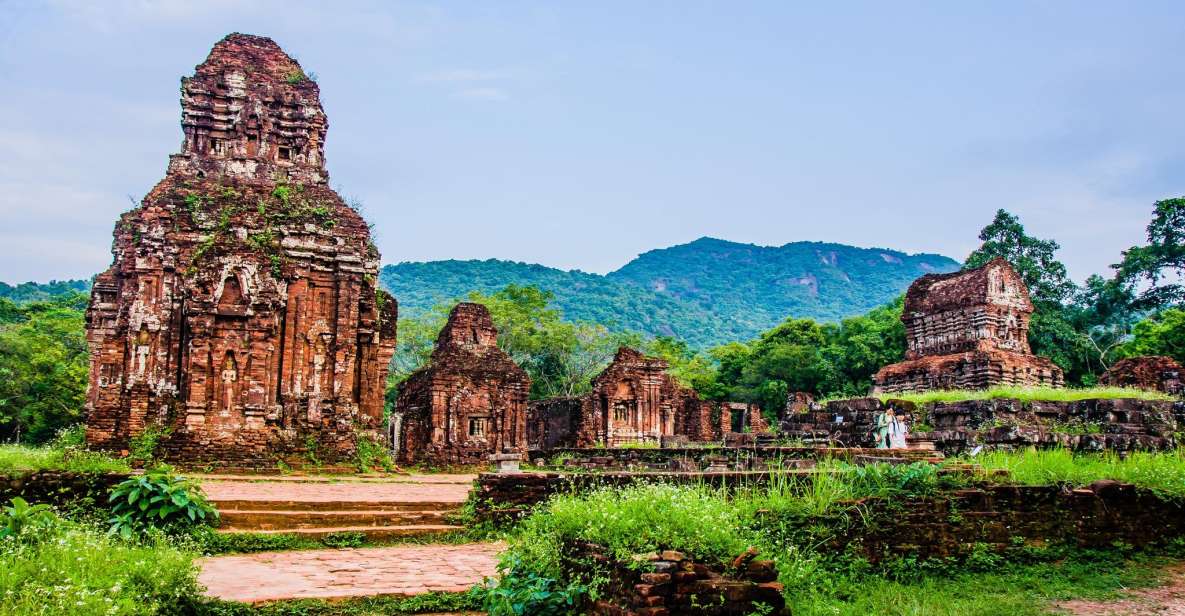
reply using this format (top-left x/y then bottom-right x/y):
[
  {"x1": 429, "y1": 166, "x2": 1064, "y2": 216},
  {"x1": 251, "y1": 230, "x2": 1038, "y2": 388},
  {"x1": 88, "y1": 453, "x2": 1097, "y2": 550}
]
[{"x1": 1, "y1": 1, "x2": 1184, "y2": 284}]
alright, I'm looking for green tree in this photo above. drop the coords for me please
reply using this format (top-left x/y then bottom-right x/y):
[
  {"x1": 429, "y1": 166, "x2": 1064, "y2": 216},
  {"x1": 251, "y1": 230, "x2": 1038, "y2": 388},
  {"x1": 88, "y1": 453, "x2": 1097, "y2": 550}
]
[
  {"x1": 964, "y1": 209, "x2": 1076, "y2": 306},
  {"x1": 0, "y1": 294, "x2": 89, "y2": 443},
  {"x1": 963, "y1": 209, "x2": 1102, "y2": 383},
  {"x1": 644, "y1": 336, "x2": 724, "y2": 399},
  {"x1": 1115, "y1": 308, "x2": 1185, "y2": 364},
  {"x1": 821, "y1": 297, "x2": 906, "y2": 396},
  {"x1": 1115, "y1": 197, "x2": 1185, "y2": 310}
]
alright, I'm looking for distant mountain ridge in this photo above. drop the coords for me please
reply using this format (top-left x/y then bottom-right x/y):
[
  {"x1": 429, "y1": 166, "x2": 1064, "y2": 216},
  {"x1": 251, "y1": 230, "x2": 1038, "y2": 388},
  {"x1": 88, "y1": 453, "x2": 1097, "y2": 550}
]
[
  {"x1": 381, "y1": 237, "x2": 959, "y2": 348},
  {"x1": 4, "y1": 239, "x2": 959, "y2": 349}
]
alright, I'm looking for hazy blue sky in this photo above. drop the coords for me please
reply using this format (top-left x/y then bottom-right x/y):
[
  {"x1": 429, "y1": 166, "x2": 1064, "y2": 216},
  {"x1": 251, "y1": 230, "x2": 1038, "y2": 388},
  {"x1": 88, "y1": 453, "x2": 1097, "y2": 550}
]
[{"x1": 2, "y1": 1, "x2": 1183, "y2": 284}]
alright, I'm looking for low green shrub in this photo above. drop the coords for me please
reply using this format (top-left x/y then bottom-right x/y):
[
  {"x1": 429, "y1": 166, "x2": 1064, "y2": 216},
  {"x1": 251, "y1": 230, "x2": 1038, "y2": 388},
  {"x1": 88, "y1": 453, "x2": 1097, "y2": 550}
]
[
  {"x1": 353, "y1": 432, "x2": 396, "y2": 473},
  {"x1": 322, "y1": 531, "x2": 366, "y2": 548},
  {"x1": 198, "y1": 591, "x2": 481, "y2": 615},
  {"x1": 0, "y1": 497, "x2": 54, "y2": 541},
  {"x1": 472, "y1": 554, "x2": 588, "y2": 616},
  {"x1": 108, "y1": 469, "x2": 219, "y2": 538},
  {"x1": 191, "y1": 528, "x2": 319, "y2": 554}
]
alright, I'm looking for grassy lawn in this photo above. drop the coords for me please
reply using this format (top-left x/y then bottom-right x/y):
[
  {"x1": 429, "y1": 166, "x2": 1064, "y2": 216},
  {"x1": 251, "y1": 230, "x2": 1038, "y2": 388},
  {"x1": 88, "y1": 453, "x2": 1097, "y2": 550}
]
[
  {"x1": 864, "y1": 385, "x2": 1172, "y2": 405},
  {"x1": 787, "y1": 554, "x2": 1176, "y2": 616},
  {"x1": 969, "y1": 448, "x2": 1185, "y2": 499},
  {"x1": 0, "y1": 444, "x2": 130, "y2": 475}
]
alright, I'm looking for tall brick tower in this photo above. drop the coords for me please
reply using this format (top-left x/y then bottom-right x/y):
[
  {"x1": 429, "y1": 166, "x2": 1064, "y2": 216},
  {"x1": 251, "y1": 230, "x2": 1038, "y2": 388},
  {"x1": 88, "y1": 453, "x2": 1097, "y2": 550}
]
[{"x1": 85, "y1": 34, "x2": 397, "y2": 467}]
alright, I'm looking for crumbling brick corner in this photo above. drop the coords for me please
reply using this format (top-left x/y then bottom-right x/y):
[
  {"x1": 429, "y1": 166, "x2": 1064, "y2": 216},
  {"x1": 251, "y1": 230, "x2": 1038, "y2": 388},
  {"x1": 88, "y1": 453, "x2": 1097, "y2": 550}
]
[{"x1": 1101, "y1": 356, "x2": 1184, "y2": 396}]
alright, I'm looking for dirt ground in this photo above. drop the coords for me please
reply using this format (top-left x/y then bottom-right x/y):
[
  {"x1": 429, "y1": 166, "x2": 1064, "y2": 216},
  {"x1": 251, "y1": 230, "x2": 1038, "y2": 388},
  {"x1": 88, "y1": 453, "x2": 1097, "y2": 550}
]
[{"x1": 1056, "y1": 564, "x2": 1185, "y2": 615}]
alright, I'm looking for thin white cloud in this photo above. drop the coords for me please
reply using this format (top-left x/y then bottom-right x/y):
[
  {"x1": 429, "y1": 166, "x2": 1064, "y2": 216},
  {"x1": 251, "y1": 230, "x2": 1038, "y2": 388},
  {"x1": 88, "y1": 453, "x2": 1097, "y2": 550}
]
[{"x1": 455, "y1": 87, "x2": 509, "y2": 101}]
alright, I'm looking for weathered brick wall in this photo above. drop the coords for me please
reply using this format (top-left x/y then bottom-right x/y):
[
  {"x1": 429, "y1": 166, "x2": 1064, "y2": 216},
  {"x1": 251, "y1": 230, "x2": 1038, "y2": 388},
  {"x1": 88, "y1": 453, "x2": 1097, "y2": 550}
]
[
  {"x1": 781, "y1": 397, "x2": 1180, "y2": 452},
  {"x1": 527, "y1": 397, "x2": 584, "y2": 451},
  {"x1": 0, "y1": 472, "x2": 130, "y2": 509},
  {"x1": 836, "y1": 482, "x2": 1185, "y2": 561},
  {"x1": 568, "y1": 542, "x2": 785, "y2": 616},
  {"x1": 532, "y1": 445, "x2": 934, "y2": 471},
  {"x1": 927, "y1": 398, "x2": 1179, "y2": 452}
]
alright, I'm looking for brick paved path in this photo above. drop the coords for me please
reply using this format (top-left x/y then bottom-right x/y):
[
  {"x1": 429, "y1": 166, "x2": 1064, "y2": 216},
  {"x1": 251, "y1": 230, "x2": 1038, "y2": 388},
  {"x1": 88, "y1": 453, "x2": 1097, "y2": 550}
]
[
  {"x1": 199, "y1": 543, "x2": 503, "y2": 603},
  {"x1": 200, "y1": 476, "x2": 475, "y2": 504}
]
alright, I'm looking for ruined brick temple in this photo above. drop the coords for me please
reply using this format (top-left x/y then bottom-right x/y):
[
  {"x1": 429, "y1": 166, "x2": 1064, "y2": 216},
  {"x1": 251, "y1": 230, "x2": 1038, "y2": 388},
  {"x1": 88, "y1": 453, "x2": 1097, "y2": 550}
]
[
  {"x1": 85, "y1": 34, "x2": 397, "y2": 466},
  {"x1": 873, "y1": 257, "x2": 1063, "y2": 393},
  {"x1": 529, "y1": 347, "x2": 713, "y2": 449},
  {"x1": 1101, "y1": 356, "x2": 1184, "y2": 396},
  {"x1": 393, "y1": 303, "x2": 530, "y2": 465}
]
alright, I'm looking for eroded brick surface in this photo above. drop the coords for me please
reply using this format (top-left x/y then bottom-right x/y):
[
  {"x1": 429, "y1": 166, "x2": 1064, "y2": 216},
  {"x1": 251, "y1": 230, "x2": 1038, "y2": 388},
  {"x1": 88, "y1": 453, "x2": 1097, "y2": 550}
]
[
  {"x1": 198, "y1": 543, "x2": 503, "y2": 603},
  {"x1": 873, "y1": 258, "x2": 1063, "y2": 393},
  {"x1": 85, "y1": 34, "x2": 396, "y2": 467},
  {"x1": 1101, "y1": 355, "x2": 1184, "y2": 395}
]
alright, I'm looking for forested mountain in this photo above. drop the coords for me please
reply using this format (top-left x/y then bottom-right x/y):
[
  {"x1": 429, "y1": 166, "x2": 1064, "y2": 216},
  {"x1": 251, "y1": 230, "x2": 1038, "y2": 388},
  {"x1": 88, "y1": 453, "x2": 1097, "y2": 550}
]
[
  {"x1": 3, "y1": 239, "x2": 957, "y2": 348},
  {"x1": 381, "y1": 238, "x2": 958, "y2": 348},
  {"x1": 0, "y1": 280, "x2": 90, "y2": 304}
]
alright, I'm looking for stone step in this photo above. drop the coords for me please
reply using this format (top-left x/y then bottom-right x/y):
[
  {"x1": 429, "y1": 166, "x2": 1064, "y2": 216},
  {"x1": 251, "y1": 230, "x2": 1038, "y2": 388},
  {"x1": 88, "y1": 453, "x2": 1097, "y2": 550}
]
[
  {"x1": 215, "y1": 524, "x2": 465, "y2": 540},
  {"x1": 211, "y1": 499, "x2": 460, "y2": 512},
  {"x1": 219, "y1": 509, "x2": 454, "y2": 530}
]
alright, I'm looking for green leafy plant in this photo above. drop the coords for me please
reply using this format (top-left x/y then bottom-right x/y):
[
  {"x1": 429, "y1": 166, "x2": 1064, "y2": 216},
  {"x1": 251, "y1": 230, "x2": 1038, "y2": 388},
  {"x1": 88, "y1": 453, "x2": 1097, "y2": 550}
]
[
  {"x1": 0, "y1": 497, "x2": 56, "y2": 541},
  {"x1": 472, "y1": 555, "x2": 588, "y2": 616},
  {"x1": 128, "y1": 425, "x2": 170, "y2": 466},
  {"x1": 353, "y1": 432, "x2": 396, "y2": 473},
  {"x1": 322, "y1": 531, "x2": 365, "y2": 548},
  {"x1": 107, "y1": 469, "x2": 218, "y2": 538}
]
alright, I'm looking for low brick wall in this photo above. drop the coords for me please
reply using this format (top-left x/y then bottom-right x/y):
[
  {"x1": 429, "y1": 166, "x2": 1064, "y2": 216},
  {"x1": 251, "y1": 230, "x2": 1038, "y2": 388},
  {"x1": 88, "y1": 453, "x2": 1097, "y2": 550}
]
[
  {"x1": 569, "y1": 542, "x2": 786, "y2": 616},
  {"x1": 782, "y1": 397, "x2": 1182, "y2": 452},
  {"x1": 815, "y1": 482, "x2": 1185, "y2": 561},
  {"x1": 0, "y1": 471, "x2": 130, "y2": 508},
  {"x1": 534, "y1": 446, "x2": 936, "y2": 472}
]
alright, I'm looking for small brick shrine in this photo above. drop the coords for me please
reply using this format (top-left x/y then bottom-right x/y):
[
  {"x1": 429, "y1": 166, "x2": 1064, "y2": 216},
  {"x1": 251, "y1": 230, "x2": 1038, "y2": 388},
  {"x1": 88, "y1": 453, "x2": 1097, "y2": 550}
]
[
  {"x1": 393, "y1": 303, "x2": 530, "y2": 465},
  {"x1": 873, "y1": 257, "x2": 1063, "y2": 393}
]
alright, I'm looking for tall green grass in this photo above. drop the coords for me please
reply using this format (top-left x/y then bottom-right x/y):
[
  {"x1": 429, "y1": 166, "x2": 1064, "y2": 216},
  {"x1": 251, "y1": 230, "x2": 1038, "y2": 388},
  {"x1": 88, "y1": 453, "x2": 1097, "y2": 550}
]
[
  {"x1": 0, "y1": 444, "x2": 130, "y2": 475},
  {"x1": 863, "y1": 385, "x2": 1172, "y2": 406},
  {"x1": 970, "y1": 448, "x2": 1185, "y2": 499},
  {"x1": 0, "y1": 519, "x2": 201, "y2": 615},
  {"x1": 497, "y1": 450, "x2": 1185, "y2": 614}
]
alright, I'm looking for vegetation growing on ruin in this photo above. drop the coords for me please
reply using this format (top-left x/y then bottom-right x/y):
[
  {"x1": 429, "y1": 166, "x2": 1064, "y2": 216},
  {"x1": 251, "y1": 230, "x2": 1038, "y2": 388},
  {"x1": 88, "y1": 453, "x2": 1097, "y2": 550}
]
[
  {"x1": 182, "y1": 182, "x2": 338, "y2": 279},
  {"x1": 971, "y1": 448, "x2": 1185, "y2": 499},
  {"x1": 485, "y1": 453, "x2": 1185, "y2": 615},
  {"x1": 863, "y1": 385, "x2": 1173, "y2": 406}
]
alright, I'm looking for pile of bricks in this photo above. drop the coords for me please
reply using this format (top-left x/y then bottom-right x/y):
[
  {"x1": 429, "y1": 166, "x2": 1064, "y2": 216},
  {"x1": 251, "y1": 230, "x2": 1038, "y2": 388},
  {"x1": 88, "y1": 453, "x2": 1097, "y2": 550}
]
[{"x1": 569, "y1": 542, "x2": 785, "y2": 616}]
